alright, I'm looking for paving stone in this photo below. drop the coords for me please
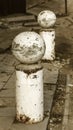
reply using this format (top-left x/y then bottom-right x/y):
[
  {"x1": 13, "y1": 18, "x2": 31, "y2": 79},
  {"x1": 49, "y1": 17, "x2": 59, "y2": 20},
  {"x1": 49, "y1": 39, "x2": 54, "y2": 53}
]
[
  {"x1": 66, "y1": 17, "x2": 73, "y2": 24},
  {"x1": 43, "y1": 68, "x2": 58, "y2": 84},
  {"x1": 0, "y1": 88, "x2": 15, "y2": 98},
  {"x1": 56, "y1": 18, "x2": 71, "y2": 27},
  {"x1": 0, "y1": 107, "x2": 15, "y2": 117},
  {"x1": 0, "y1": 54, "x2": 6, "y2": 61},
  {"x1": 6, "y1": 15, "x2": 35, "y2": 23},
  {"x1": 0, "y1": 97, "x2": 15, "y2": 107},
  {"x1": 67, "y1": 74, "x2": 73, "y2": 87},
  {"x1": 24, "y1": 21, "x2": 39, "y2": 27},
  {"x1": 0, "y1": 117, "x2": 14, "y2": 130},
  {"x1": 1, "y1": 54, "x2": 16, "y2": 66},
  {"x1": 0, "y1": 73, "x2": 10, "y2": 90},
  {"x1": 10, "y1": 117, "x2": 49, "y2": 130},
  {"x1": 0, "y1": 99, "x2": 7, "y2": 107},
  {"x1": 44, "y1": 84, "x2": 56, "y2": 113},
  {"x1": 0, "y1": 82, "x2": 6, "y2": 90},
  {"x1": 30, "y1": 26, "x2": 40, "y2": 32},
  {"x1": 0, "y1": 28, "x2": 31, "y2": 51},
  {"x1": 0, "y1": 73, "x2": 10, "y2": 82},
  {"x1": 0, "y1": 65, "x2": 14, "y2": 74},
  {"x1": 0, "y1": 54, "x2": 16, "y2": 74},
  {"x1": 5, "y1": 72, "x2": 16, "y2": 89}
]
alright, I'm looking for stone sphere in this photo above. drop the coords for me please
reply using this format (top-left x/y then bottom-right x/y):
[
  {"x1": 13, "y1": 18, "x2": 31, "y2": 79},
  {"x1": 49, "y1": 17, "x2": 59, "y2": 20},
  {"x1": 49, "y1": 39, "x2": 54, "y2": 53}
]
[
  {"x1": 12, "y1": 31, "x2": 45, "y2": 64},
  {"x1": 38, "y1": 10, "x2": 56, "y2": 28}
]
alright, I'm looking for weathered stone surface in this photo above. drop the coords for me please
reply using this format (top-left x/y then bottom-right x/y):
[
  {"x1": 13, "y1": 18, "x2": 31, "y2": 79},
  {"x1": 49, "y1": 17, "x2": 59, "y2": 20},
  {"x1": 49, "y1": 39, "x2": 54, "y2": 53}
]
[
  {"x1": 6, "y1": 72, "x2": 15, "y2": 88},
  {"x1": 0, "y1": 117, "x2": 14, "y2": 130},
  {"x1": 24, "y1": 21, "x2": 39, "y2": 27},
  {"x1": 43, "y1": 68, "x2": 58, "y2": 84},
  {"x1": 0, "y1": 98, "x2": 15, "y2": 107},
  {"x1": 0, "y1": 73, "x2": 10, "y2": 82},
  {"x1": 0, "y1": 28, "x2": 32, "y2": 52},
  {"x1": 10, "y1": 117, "x2": 49, "y2": 130},
  {"x1": 0, "y1": 54, "x2": 6, "y2": 61},
  {"x1": 0, "y1": 82, "x2": 5, "y2": 90},
  {"x1": 0, "y1": 107, "x2": 15, "y2": 117},
  {"x1": 6, "y1": 15, "x2": 35, "y2": 23},
  {"x1": 44, "y1": 84, "x2": 56, "y2": 113},
  {"x1": 0, "y1": 89, "x2": 15, "y2": 98}
]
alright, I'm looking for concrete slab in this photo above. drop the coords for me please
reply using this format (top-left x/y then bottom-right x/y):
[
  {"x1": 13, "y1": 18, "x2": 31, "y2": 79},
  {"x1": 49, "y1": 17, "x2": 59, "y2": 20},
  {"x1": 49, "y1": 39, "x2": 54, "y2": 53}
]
[
  {"x1": 1, "y1": 54, "x2": 16, "y2": 66},
  {"x1": 0, "y1": 54, "x2": 6, "y2": 61},
  {"x1": 0, "y1": 107, "x2": 15, "y2": 117},
  {"x1": 0, "y1": 65, "x2": 14, "y2": 74},
  {"x1": 44, "y1": 85, "x2": 56, "y2": 113},
  {"x1": 0, "y1": 97, "x2": 15, "y2": 107},
  {"x1": 43, "y1": 68, "x2": 58, "y2": 84},
  {"x1": 0, "y1": 117, "x2": 14, "y2": 130},
  {"x1": 0, "y1": 28, "x2": 32, "y2": 52},
  {"x1": 0, "y1": 73, "x2": 10, "y2": 90},
  {"x1": 0, "y1": 73, "x2": 10, "y2": 82},
  {"x1": 24, "y1": 21, "x2": 39, "y2": 27},
  {"x1": 6, "y1": 15, "x2": 35, "y2": 23},
  {"x1": 10, "y1": 117, "x2": 49, "y2": 130},
  {"x1": 0, "y1": 54, "x2": 17, "y2": 74},
  {"x1": 0, "y1": 88, "x2": 15, "y2": 98},
  {"x1": 27, "y1": 1, "x2": 65, "y2": 16},
  {"x1": 0, "y1": 82, "x2": 5, "y2": 90},
  {"x1": 4, "y1": 72, "x2": 16, "y2": 89}
]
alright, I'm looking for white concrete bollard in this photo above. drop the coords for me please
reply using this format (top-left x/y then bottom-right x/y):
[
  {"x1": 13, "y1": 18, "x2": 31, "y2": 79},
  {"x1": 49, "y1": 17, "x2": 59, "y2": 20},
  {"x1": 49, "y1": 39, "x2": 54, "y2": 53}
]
[
  {"x1": 40, "y1": 29, "x2": 55, "y2": 60},
  {"x1": 37, "y1": 10, "x2": 56, "y2": 61},
  {"x1": 12, "y1": 31, "x2": 45, "y2": 123},
  {"x1": 16, "y1": 64, "x2": 44, "y2": 123}
]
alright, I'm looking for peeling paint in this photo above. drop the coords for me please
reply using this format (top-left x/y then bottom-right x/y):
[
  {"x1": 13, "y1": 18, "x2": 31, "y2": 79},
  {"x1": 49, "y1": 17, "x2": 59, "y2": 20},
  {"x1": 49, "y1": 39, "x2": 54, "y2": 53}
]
[
  {"x1": 16, "y1": 113, "x2": 30, "y2": 123},
  {"x1": 16, "y1": 64, "x2": 44, "y2": 123}
]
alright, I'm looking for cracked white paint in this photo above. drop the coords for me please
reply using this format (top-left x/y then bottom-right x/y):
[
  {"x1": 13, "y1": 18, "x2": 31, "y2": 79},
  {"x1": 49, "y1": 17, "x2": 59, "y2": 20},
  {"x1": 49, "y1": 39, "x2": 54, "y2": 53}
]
[
  {"x1": 40, "y1": 29, "x2": 55, "y2": 60},
  {"x1": 16, "y1": 64, "x2": 44, "y2": 123},
  {"x1": 12, "y1": 31, "x2": 45, "y2": 64}
]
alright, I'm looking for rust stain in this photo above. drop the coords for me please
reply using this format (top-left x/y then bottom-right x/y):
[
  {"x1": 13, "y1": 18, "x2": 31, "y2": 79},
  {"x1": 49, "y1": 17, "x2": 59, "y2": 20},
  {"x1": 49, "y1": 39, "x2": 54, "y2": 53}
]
[{"x1": 16, "y1": 113, "x2": 30, "y2": 123}]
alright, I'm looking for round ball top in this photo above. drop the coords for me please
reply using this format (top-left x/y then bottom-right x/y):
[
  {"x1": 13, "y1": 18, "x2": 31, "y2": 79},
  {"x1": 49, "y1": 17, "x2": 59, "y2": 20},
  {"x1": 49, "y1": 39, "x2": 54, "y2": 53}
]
[
  {"x1": 38, "y1": 10, "x2": 56, "y2": 28},
  {"x1": 12, "y1": 31, "x2": 45, "y2": 64}
]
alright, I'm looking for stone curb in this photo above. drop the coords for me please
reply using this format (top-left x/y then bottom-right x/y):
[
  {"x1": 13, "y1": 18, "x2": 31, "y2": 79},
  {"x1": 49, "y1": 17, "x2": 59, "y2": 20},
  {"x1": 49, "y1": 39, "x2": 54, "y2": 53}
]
[{"x1": 62, "y1": 75, "x2": 70, "y2": 130}]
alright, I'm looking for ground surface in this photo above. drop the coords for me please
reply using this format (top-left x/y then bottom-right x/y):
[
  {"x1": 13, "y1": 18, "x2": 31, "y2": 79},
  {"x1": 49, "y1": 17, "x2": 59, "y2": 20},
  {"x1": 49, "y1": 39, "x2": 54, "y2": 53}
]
[{"x1": 0, "y1": 1, "x2": 73, "y2": 130}]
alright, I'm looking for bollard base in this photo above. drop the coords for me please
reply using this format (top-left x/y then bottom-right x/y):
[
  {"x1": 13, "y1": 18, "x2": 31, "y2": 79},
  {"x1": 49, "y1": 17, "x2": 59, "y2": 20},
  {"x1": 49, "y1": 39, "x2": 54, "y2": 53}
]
[
  {"x1": 15, "y1": 63, "x2": 44, "y2": 124},
  {"x1": 16, "y1": 113, "x2": 44, "y2": 124}
]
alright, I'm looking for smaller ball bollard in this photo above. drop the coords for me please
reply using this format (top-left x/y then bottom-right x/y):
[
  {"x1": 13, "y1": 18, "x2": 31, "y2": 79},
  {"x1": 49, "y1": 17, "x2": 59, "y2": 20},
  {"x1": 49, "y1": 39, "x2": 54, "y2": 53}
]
[
  {"x1": 38, "y1": 10, "x2": 56, "y2": 61},
  {"x1": 12, "y1": 31, "x2": 45, "y2": 123}
]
